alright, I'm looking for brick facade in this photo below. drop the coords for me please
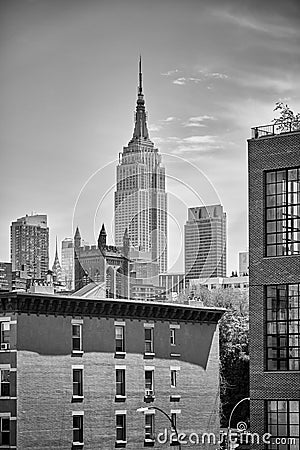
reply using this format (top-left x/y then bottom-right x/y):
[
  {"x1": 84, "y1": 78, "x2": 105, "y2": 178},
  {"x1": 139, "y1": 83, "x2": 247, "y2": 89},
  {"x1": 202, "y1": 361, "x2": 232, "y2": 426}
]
[
  {"x1": 0, "y1": 293, "x2": 224, "y2": 449},
  {"x1": 248, "y1": 130, "x2": 300, "y2": 449}
]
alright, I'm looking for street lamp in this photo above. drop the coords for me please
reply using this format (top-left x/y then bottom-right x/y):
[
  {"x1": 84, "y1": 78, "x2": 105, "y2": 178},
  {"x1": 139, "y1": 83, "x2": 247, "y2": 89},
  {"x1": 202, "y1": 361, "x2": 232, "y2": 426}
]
[
  {"x1": 227, "y1": 397, "x2": 250, "y2": 450},
  {"x1": 137, "y1": 406, "x2": 181, "y2": 448}
]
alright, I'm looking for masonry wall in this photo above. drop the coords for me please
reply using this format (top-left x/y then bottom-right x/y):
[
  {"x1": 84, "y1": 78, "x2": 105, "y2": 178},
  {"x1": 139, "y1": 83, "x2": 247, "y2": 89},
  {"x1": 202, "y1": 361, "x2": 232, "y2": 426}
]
[
  {"x1": 248, "y1": 131, "x2": 300, "y2": 449},
  {"x1": 16, "y1": 313, "x2": 220, "y2": 449}
]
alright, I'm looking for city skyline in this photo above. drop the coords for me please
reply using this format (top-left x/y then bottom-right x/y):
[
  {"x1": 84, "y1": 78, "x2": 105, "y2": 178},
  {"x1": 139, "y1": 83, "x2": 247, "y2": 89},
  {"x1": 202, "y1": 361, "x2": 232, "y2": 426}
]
[{"x1": 1, "y1": 0, "x2": 300, "y2": 274}]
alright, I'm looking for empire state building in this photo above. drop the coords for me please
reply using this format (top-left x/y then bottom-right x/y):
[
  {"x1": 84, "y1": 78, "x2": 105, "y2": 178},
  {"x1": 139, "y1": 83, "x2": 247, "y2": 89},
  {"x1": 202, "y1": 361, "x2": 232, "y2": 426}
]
[{"x1": 114, "y1": 58, "x2": 167, "y2": 273}]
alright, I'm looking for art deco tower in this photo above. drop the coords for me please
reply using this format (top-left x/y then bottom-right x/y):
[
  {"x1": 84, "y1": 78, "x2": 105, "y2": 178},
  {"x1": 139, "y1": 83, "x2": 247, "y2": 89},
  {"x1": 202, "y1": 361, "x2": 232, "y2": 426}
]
[{"x1": 114, "y1": 58, "x2": 167, "y2": 273}]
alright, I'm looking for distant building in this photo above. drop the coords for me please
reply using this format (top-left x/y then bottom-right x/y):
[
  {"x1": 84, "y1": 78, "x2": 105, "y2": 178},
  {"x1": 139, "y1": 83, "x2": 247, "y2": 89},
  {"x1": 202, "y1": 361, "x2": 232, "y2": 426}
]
[
  {"x1": 74, "y1": 224, "x2": 130, "y2": 299},
  {"x1": 189, "y1": 275, "x2": 249, "y2": 292},
  {"x1": 52, "y1": 238, "x2": 63, "y2": 284},
  {"x1": 0, "y1": 290, "x2": 225, "y2": 448},
  {"x1": 238, "y1": 251, "x2": 249, "y2": 276},
  {"x1": 159, "y1": 272, "x2": 185, "y2": 299},
  {"x1": 184, "y1": 205, "x2": 227, "y2": 281},
  {"x1": 10, "y1": 214, "x2": 49, "y2": 280},
  {"x1": 61, "y1": 238, "x2": 74, "y2": 291},
  {"x1": 0, "y1": 263, "x2": 12, "y2": 291},
  {"x1": 248, "y1": 123, "x2": 300, "y2": 448},
  {"x1": 114, "y1": 58, "x2": 167, "y2": 273}
]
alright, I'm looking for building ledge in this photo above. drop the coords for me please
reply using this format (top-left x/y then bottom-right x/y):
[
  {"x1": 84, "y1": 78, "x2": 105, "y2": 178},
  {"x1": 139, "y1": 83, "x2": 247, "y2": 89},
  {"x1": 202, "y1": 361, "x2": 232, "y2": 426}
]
[
  {"x1": 144, "y1": 352, "x2": 155, "y2": 359},
  {"x1": 0, "y1": 292, "x2": 225, "y2": 324},
  {"x1": 72, "y1": 395, "x2": 84, "y2": 403},
  {"x1": 115, "y1": 440, "x2": 127, "y2": 448},
  {"x1": 71, "y1": 351, "x2": 83, "y2": 357},
  {"x1": 115, "y1": 351, "x2": 126, "y2": 359},
  {"x1": 115, "y1": 395, "x2": 126, "y2": 402}
]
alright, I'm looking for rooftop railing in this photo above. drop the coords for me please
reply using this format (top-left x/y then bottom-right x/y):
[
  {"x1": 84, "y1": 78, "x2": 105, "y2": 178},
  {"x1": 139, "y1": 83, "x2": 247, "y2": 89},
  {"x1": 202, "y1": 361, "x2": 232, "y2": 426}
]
[{"x1": 251, "y1": 121, "x2": 300, "y2": 139}]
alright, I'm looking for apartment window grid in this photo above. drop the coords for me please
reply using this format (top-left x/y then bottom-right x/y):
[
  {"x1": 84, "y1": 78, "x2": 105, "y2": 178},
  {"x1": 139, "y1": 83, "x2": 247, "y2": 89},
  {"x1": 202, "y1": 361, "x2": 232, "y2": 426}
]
[
  {"x1": 145, "y1": 413, "x2": 155, "y2": 441},
  {"x1": 170, "y1": 370, "x2": 177, "y2": 388},
  {"x1": 266, "y1": 284, "x2": 300, "y2": 371},
  {"x1": 265, "y1": 167, "x2": 300, "y2": 257},
  {"x1": 116, "y1": 414, "x2": 126, "y2": 442},
  {"x1": 115, "y1": 326, "x2": 125, "y2": 353},
  {"x1": 72, "y1": 368, "x2": 83, "y2": 397},
  {"x1": 0, "y1": 417, "x2": 10, "y2": 446},
  {"x1": 145, "y1": 328, "x2": 153, "y2": 353},
  {"x1": 170, "y1": 328, "x2": 176, "y2": 346},
  {"x1": 73, "y1": 414, "x2": 83, "y2": 445},
  {"x1": 266, "y1": 400, "x2": 299, "y2": 450},
  {"x1": 72, "y1": 324, "x2": 82, "y2": 352},
  {"x1": 0, "y1": 369, "x2": 10, "y2": 397},
  {"x1": 116, "y1": 369, "x2": 125, "y2": 397},
  {"x1": 145, "y1": 370, "x2": 154, "y2": 394},
  {"x1": 0, "y1": 322, "x2": 10, "y2": 349},
  {"x1": 171, "y1": 412, "x2": 177, "y2": 431}
]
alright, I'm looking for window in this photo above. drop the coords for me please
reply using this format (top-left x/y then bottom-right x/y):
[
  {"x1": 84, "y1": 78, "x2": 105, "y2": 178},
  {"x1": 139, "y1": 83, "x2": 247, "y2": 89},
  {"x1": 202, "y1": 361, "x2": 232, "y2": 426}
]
[
  {"x1": 145, "y1": 370, "x2": 154, "y2": 395},
  {"x1": 0, "y1": 370, "x2": 10, "y2": 396},
  {"x1": 171, "y1": 412, "x2": 177, "y2": 431},
  {"x1": 170, "y1": 370, "x2": 177, "y2": 388},
  {"x1": 73, "y1": 368, "x2": 83, "y2": 397},
  {"x1": 73, "y1": 413, "x2": 83, "y2": 445},
  {"x1": 266, "y1": 400, "x2": 299, "y2": 449},
  {"x1": 170, "y1": 328, "x2": 176, "y2": 346},
  {"x1": 72, "y1": 324, "x2": 82, "y2": 352},
  {"x1": 115, "y1": 326, "x2": 125, "y2": 353},
  {"x1": 0, "y1": 417, "x2": 10, "y2": 445},
  {"x1": 266, "y1": 284, "x2": 300, "y2": 371},
  {"x1": 265, "y1": 168, "x2": 300, "y2": 257},
  {"x1": 145, "y1": 413, "x2": 155, "y2": 441},
  {"x1": 0, "y1": 322, "x2": 10, "y2": 349},
  {"x1": 116, "y1": 369, "x2": 125, "y2": 397},
  {"x1": 145, "y1": 328, "x2": 153, "y2": 353},
  {"x1": 116, "y1": 413, "x2": 126, "y2": 442}
]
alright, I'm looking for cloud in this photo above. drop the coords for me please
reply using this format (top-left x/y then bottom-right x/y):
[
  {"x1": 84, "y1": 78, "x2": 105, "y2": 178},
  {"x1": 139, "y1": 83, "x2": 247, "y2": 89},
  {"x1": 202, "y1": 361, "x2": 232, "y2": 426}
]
[
  {"x1": 148, "y1": 124, "x2": 162, "y2": 132},
  {"x1": 198, "y1": 68, "x2": 229, "y2": 80},
  {"x1": 164, "y1": 116, "x2": 177, "y2": 122},
  {"x1": 173, "y1": 77, "x2": 186, "y2": 85},
  {"x1": 183, "y1": 135, "x2": 216, "y2": 144},
  {"x1": 161, "y1": 69, "x2": 180, "y2": 76},
  {"x1": 183, "y1": 115, "x2": 216, "y2": 127}
]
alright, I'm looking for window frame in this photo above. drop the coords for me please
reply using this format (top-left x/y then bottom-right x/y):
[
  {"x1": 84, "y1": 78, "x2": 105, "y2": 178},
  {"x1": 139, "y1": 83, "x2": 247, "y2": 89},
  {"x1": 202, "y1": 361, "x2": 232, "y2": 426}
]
[
  {"x1": 0, "y1": 369, "x2": 10, "y2": 397},
  {"x1": 266, "y1": 400, "x2": 299, "y2": 450},
  {"x1": 144, "y1": 327, "x2": 154, "y2": 354},
  {"x1": 72, "y1": 323, "x2": 82, "y2": 354},
  {"x1": 115, "y1": 325, "x2": 125, "y2": 354},
  {"x1": 115, "y1": 368, "x2": 126, "y2": 397},
  {"x1": 145, "y1": 413, "x2": 155, "y2": 442},
  {"x1": 264, "y1": 167, "x2": 300, "y2": 257},
  {"x1": 72, "y1": 367, "x2": 83, "y2": 399},
  {"x1": 115, "y1": 413, "x2": 126, "y2": 443},
  {"x1": 72, "y1": 413, "x2": 84, "y2": 445},
  {"x1": 0, "y1": 416, "x2": 10, "y2": 446}
]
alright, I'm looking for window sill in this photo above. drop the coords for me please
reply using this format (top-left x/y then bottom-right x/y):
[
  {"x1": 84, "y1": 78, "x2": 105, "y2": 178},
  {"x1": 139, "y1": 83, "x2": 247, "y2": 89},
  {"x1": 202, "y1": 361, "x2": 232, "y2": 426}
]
[
  {"x1": 144, "y1": 352, "x2": 155, "y2": 359},
  {"x1": 72, "y1": 442, "x2": 84, "y2": 448},
  {"x1": 170, "y1": 353, "x2": 181, "y2": 358},
  {"x1": 0, "y1": 396, "x2": 16, "y2": 400},
  {"x1": 144, "y1": 439, "x2": 155, "y2": 447},
  {"x1": 72, "y1": 350, "x2": 83, "y2": 357},
  {"x1": 72, "y1": 395, "x2": 84, "y2": 403},
  {"x1": 115, "y1": 440, "x2": 127, "y2": 448},
  {"x1": 115, "y1": 352, "x2": 126, "y2": 359},
  {"x1": 144, "y1": 395, "x2": 155, "y2": 403},
  {"x1": 115, "y1": 395, "x2": 126, "y2": 402}
]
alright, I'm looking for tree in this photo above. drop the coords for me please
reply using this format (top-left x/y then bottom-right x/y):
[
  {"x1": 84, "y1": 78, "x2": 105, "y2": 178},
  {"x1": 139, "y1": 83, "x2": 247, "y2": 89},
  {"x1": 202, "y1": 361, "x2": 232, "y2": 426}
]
[{"x1": 273, "y1": 102, "x2": 300, "y2": 132}]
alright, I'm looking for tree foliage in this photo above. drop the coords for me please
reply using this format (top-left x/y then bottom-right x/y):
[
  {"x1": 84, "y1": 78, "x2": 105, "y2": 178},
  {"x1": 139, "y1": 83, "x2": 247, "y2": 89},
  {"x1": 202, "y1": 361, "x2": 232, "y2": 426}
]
[{"x1": 273, "y1": 102, "x2": 300, "y2": 132}]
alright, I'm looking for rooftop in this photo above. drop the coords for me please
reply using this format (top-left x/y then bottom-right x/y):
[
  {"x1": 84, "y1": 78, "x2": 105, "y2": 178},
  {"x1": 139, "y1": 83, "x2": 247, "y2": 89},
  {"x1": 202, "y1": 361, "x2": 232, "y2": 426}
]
[
  {"x1": 0, "y1": 291, "x2": 225, "y2": 324},
  {"x1": 251, "y1": 122, "x2": 300, "y2": 139}
]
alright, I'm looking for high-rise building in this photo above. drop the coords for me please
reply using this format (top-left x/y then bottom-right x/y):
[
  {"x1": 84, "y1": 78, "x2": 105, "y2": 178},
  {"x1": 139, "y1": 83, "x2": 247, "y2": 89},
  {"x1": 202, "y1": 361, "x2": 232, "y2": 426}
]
[
  {"x1": 248, "y1": 123, "x2": 300, "y2": 449},
  {"x1": 0, "y1": 263, "x2": 12, "y2": 291},
  {"x1": 10, "y1": 214, "x2": 49, "y2": 280},
  {"x1": 114, "y1": 58, "x2": 167, "y2": 273},
  {"x1": 238, "y1": 251, "x2": 249, "y2": 276},
  {"x1": 184, "y1": 205, "x2": 226, "y2": 281},
  {"x1": 52, "y1": 237, "x2": 63, "y2": 284},
  {"x1": 61, "y1": 238, "x2": 74, "y2": 291}
]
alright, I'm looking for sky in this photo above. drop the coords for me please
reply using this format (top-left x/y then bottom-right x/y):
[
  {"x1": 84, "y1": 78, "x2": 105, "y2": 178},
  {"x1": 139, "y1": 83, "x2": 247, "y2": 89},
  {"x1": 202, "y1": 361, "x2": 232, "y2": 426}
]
[{"x1": 1, "y1": 0, "x2": 300, "y2": 274}]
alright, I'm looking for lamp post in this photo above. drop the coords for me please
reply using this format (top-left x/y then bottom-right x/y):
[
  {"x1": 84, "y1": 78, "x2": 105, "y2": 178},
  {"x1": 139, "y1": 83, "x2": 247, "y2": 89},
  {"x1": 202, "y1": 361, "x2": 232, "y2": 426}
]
[
  {"x1": 227, "y1": 397, "x2": 250, "y2": 450},
  {"x1": 137, "y1": 406, "x2": 181, "y2": 448}
]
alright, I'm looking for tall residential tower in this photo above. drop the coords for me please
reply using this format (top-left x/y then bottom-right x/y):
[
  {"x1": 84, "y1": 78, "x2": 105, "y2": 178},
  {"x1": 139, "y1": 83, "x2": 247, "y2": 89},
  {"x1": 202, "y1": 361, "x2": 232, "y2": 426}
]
[
  {"x1": 10, "y1": 214, "x2": 49, "y2": 280},
  {"x1": 114, "y1": 58, "x2": 167, "y2": 273}
]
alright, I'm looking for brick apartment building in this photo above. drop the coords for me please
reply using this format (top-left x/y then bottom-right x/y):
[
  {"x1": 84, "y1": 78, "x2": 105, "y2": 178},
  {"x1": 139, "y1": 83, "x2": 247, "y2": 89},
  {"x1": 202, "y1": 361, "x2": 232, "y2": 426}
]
[
  {"x1": 248, "y1": 124, "x2": 300, "y2": 449},
  {"x1": 0, "y1": 291, "x2": 224, "y2": 449}
]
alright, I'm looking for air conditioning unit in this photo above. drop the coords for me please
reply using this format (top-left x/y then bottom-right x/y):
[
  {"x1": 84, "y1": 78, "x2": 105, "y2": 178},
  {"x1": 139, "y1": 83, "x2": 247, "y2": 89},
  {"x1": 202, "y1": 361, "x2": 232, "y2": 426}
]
[
  {"x1": 1, "y1": 343, "x2": 10, "y2": 350},
  {"x1": 145, "y1": 389, "x2": 154, "y2": 397}
]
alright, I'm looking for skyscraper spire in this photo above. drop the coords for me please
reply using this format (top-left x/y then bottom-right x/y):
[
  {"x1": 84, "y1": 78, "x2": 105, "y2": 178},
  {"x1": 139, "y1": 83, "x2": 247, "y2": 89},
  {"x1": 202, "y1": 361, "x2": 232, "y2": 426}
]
[
  {"x1": 139, "y1": 55, "x2": 143, "y2": 95},
  {"x1": 130, "y1": 56, "x2": 150, "y2": 142}
]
